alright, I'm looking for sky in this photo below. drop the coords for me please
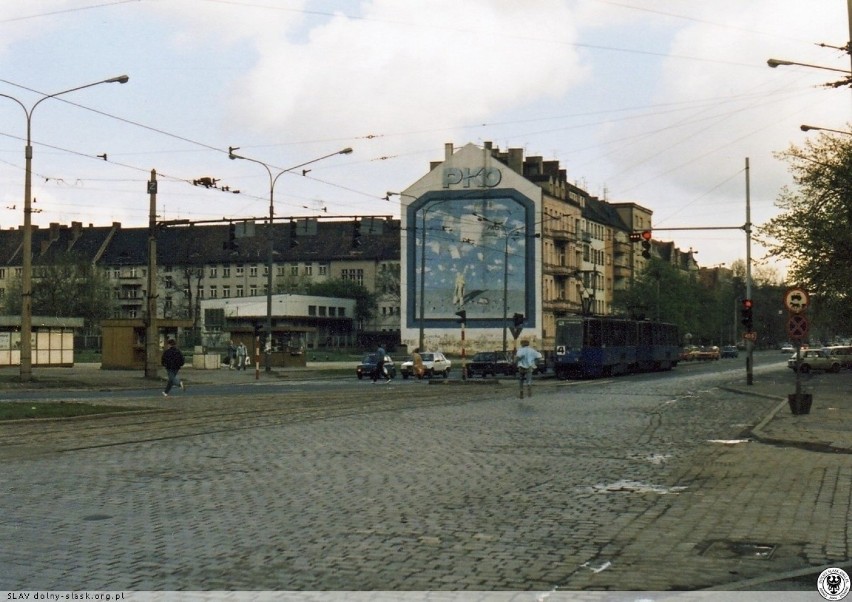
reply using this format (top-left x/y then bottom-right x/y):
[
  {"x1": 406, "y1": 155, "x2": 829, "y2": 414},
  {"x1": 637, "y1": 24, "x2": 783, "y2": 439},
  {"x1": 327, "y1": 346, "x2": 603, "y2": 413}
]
[{"x1": 0, "y1": 0, "x2": 849, "y2": 277}]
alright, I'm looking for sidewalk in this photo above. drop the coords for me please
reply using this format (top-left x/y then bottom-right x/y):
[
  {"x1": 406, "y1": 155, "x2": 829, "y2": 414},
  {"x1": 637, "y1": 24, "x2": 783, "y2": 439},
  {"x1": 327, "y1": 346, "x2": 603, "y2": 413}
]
[{"x1": 724, "y1": 367, "x2": 852, "y2": 453}]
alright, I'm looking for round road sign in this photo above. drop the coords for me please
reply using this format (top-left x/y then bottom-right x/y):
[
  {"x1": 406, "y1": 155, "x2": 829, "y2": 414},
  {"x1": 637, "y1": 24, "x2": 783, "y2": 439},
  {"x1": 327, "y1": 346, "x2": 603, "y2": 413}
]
[
  {"x1": 784, "y1": 287, "x2": 809, "y2": 313},
  {"x1": 788, "y1": 314, "x2": 808, "y2": 340}
]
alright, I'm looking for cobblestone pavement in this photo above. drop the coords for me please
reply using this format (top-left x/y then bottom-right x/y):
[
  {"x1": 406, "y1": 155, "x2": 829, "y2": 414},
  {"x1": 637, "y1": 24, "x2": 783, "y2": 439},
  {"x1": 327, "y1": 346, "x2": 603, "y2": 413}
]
[{"x1": 0, "y1": 360, "x2": 849, "y2": 591}]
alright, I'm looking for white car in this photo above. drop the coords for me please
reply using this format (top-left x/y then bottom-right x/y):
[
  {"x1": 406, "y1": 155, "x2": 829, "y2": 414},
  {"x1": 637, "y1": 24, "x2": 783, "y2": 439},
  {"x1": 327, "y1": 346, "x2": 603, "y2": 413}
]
[{"x1": 401, "y1": 352, "x2": 452, "y2": 379}]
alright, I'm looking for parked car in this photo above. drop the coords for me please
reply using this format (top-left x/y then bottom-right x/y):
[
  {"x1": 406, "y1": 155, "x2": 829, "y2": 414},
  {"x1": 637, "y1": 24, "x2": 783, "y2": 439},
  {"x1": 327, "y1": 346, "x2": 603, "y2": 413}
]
[
  {"x1": 400, "y1": 352, "x2": 452, "y2": 379},
  {"x1": 356, "y1": 353, "x2": 397, "y2": 380},
  {"x1": 824, "y1": 345, "x2": 852, "y2": 369},
  {"x1": 694, "y1": 346, "x2": 720, "y2": 361},
  {"x1": 780, "y1": 342, "x2": 794, "y2": 354},
  {"x1": 720, "y1": 345, "x2": 739, "y2": 359},
  {"x1": 466, "y1": 351, "x2": 515, "y2": 378},
  {"x1": 787, "y1": 348, "x2": 841, "y2": 373}
]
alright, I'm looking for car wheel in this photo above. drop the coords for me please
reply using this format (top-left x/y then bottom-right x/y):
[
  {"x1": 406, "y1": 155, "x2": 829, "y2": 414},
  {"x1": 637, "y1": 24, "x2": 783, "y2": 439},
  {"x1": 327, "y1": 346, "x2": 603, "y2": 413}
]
[
  {"x1": 799, "y1": 364, "x2": 811, "y2": 373},
  {"x1": 357, "y1": 373, "x2": 363, "y2": 380},
  {"x1": 831, "y1": 363, "x2": 841, "y2": 373},
  {"x1": 444, "y1": 368, "x2": 450, "y2": 378},
  {"x1": 402, "y1": 373, "x2": 409, "y2": 380}
]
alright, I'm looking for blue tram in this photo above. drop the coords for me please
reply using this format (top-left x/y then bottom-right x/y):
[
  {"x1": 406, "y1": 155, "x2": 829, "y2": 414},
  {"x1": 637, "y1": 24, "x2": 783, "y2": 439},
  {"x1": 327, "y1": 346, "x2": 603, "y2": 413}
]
[{"x1": 553, "y1": 315, "x2": 680, "y2": 379}]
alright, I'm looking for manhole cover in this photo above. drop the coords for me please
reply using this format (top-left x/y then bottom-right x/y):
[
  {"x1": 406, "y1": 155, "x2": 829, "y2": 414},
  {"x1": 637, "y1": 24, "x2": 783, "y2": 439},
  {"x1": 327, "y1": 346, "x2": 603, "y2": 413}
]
[{"x1": 701, "y1": 541, "x2": 776, "y2": 560}]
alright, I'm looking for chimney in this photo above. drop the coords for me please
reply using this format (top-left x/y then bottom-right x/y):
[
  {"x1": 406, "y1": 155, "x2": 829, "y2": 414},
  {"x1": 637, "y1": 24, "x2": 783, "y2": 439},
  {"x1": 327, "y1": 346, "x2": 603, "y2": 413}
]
[
  {"x1": 445, "y1": 143, "x2": 454, "y2": 161},
  {"x1": 49, "y1": 222, "x2": 60, "y2": 241},
  {"x1": 508, "y1": 148, "x2": 524, "y2": 174},
  {"x1": 483, "y1": 141, "x2": 492, "y2": 151}
]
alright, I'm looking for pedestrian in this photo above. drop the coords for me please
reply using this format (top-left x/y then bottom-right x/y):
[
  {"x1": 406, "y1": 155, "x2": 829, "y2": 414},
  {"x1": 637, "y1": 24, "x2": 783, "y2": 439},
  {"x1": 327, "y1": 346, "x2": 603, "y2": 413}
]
[
  {"x1": 236, "y1": 341, "x2": 248, "y2": 371},
  {"x1": 161, "y1": 338, "x2": 185, "y2": 397},
  {"x1": 227, "y1": 340, "x2": 236, "y2": 369},
  {"x1": 373, "y1": 344, "x2": 390, "y2": 383},
  {"x1": 515, "y1": 339, "x2": 542, "y2": 399},
  {"x1": 412, "y1": 347, "x2": 425, "y2": 380}
]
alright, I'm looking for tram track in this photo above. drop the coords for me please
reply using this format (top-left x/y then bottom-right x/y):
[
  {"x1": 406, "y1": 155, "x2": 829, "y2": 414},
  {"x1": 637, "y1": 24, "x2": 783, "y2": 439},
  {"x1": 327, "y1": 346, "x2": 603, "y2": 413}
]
[{"x1": 0, "y1": 384, "x2": 500, "y2": 459}]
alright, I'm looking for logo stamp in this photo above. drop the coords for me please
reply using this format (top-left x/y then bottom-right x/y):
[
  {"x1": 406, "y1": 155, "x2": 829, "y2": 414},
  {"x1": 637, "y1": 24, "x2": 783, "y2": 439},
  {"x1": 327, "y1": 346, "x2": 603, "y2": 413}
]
[{"x1": 818, "y1": 567, "x2": 851, "y2": 601}]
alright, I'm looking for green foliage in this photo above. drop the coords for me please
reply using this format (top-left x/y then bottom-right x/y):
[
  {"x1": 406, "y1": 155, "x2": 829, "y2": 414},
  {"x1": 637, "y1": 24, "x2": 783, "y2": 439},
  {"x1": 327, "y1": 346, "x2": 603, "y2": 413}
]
[
  {"x1": 614, "y1": 259, "x2": 737, "y2": 346},
  {"x1": 761, "y1": 131, "x2": 852, "y2": 305}
]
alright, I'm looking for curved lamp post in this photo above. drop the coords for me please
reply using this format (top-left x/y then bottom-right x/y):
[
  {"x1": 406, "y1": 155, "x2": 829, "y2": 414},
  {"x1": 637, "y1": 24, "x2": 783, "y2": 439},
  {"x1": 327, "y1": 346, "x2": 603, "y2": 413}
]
[
  {"x1": 800, "y1": 124, "x2": 852, "y2": 136},
  {"x1": 228, "y1": 146, "x2": 353, "y2": 372},
  {"x1": 0, "y1": 75, "x2": 129, "y2": 381},
  {"x1": 766, "y1": 58, "x2": 851, "y2": 74}
]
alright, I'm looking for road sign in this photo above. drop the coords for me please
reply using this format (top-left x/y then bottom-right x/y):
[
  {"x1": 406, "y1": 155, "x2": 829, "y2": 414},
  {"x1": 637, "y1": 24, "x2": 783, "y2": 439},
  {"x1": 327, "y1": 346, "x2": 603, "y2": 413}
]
[
  {"x1": 788, "y1": 314, "x2": 808, "y2": 340},
  {"x1": 784, "y1": 287, "x2": 809, "y2": 314},
  {"x1": 509, "y1": 327, "x2": 523, "y2": 340},
  {"x1": 743, "y1": 331, "x2": 757, "y2": 341}
]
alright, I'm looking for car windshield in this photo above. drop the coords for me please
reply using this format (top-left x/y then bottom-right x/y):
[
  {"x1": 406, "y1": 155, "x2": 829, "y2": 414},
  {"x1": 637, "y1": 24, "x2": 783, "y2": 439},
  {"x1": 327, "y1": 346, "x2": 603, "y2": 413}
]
[
  {"x1": 472, "y1": 353, "x2": 493, "y2": 361},
  {"x1": 362, "y1": 354, "x2": 377, "y2": 363},
  {"x1": 421, "y1": 353, "x2": 434, "y2": 361}
]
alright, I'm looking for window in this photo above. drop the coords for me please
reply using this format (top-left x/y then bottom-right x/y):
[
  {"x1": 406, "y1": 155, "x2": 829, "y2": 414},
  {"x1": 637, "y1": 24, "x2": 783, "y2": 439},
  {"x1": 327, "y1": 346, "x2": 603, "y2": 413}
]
[
  {"x1": 236, "y1": 265, "x2": 244, "y2": 276},
  {"x1": 276, "y1": 266, "x2": 287, "y2": 277},
  {"x1": 223, "y1": 267, "x2": 231, "y2": 278},
  {"x1": 210, "y1": 286, "x2": 218, "y2": 299},
  {"x1": 209, "y1": 267, "x2": 218, "y2": 278},
  {"x1": 318, "y1": 263, "x2": 329, "y2": 276},
  {"x1": 236, "y1": 285, "x2": 244, "y2": 297},
  {"x1": 249, "y1": 265, "x2": 258, "y2": 277},
  {"x1": 341, "y1": 268, "x2": 363, "y2": 285},
  {"x1": 319, "y1": 306, "x2": 327, "y2": 316},
  {"x1": 165, "y1": 276, "x2": 174, "y2": 289},
  {"x1": 308, "y1": 305, "x2": 317, "y2": 316},
  {"x1": 113, "y1": 269, "x2": 120, "y2": 279},
  {"x1": 304, "y1": 263, "x2": 313, "y2": 276},
  {"x1": 223, "y1": 286, "x2": 231, "y2": 298},
  {"x1": 290, "y1": 263, "x2": 299, "y2": 276},
  {"x1": 338, "y1": 307, "x2": 346, "y2": 317},
  {"x1": 249, "y1": 285, "x2": 258, "y2": 296},
  {"x1": 329, "y1": 307, "x2": 336, "y2": 317}
]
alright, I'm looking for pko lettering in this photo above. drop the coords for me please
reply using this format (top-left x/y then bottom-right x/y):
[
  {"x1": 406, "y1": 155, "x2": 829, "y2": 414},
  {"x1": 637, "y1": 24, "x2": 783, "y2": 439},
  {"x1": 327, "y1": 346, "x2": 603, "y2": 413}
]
[{"x1": 442, "y1": 167, "x2": 502, "y2": 189}]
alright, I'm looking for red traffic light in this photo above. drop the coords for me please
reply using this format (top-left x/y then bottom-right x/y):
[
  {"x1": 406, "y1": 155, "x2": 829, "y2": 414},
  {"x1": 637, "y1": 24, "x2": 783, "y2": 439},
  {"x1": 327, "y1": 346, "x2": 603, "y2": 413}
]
[
  {"x1": 641, "y1": 230, "x2": 652, "y2": 241},
  {"x1": 742, "y1": 298, "x2": 753, "y2": 309}
]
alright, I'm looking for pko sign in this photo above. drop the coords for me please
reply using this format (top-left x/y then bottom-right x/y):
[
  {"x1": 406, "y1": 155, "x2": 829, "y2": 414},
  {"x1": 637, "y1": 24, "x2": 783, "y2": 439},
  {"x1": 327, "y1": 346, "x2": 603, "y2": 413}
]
[{"x1": 442, "y1": 167, "x2": 502, "y2": 189}]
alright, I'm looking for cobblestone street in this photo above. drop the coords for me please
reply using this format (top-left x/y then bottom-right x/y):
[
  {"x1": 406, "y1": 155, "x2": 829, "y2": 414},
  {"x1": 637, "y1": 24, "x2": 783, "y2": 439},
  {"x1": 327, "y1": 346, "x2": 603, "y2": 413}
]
[{"x1": 0, "y1": 365, "x2": 849, "y2": 591}]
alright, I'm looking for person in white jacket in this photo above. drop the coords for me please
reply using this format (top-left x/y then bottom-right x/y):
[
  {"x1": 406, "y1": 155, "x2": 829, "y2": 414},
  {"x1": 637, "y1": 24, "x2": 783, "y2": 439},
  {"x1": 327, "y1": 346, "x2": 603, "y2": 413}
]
[{"x1": 515, "y1": 339, "x2": 542, "y2": 399}]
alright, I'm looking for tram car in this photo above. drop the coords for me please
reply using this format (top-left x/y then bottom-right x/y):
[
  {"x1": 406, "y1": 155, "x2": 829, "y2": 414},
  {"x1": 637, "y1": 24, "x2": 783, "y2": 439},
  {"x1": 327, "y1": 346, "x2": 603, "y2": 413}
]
[{"x1": 554, "y1": 315, "x2": 680, "y2": 379}]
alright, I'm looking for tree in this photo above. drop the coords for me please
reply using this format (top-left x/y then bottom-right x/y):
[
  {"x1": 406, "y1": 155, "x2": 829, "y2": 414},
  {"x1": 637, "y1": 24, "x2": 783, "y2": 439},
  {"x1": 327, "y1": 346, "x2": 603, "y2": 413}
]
[
  {"x1": 3, "y1": 253, "x2": 114, "y2": 330},
  {"x1": 761, "y1": 130, "x2": 852, "y2": 304}
]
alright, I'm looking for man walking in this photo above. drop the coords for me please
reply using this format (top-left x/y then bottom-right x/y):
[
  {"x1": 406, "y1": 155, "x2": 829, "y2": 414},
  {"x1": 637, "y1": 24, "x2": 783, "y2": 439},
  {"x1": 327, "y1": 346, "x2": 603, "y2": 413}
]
[
  {"x1": 515, "y1": 339, "x2": 542, "y2": 399},
  {"x1": 161, "y1": 338, "x2": 185, "y2": 397}
]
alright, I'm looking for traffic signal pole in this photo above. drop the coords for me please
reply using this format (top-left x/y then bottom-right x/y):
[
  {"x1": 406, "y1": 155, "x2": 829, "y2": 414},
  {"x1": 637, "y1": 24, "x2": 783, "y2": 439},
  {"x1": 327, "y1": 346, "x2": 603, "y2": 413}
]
[
  {"x1": 631, "y1": 157, "x2": 755, "y2": 385},
  {"x1": 745, "y1": 158, "x2": 754, "y2": 385}
]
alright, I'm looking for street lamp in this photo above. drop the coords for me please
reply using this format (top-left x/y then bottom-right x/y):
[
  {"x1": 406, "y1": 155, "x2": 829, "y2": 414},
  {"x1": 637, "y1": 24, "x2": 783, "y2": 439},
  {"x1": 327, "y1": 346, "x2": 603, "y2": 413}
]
[
  {"x1": 800, "y1": 124, "x2": 852, "y2": 136},
  {"x1": 228, "y1": 146, "x2": 353, "y2": 372},
  {"x1": 766, "y1": 58, "x2": 851, "y2": 74},
  {"x1": 0, "y1": 75, "x2": 129, "y2": 382}
]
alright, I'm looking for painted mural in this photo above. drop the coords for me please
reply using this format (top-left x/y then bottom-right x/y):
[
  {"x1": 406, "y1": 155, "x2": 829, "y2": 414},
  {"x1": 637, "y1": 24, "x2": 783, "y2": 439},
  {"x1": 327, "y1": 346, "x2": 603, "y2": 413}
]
[{"x1": 406, "y1": 189, "x2": 536, "y2": 329}]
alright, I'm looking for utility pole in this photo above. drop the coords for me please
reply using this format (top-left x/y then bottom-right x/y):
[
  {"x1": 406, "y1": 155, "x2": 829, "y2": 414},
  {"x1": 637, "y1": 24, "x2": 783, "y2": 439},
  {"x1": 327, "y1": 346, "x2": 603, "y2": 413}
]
[
  {"x1": 145, "y1": 170, "x2": 159, "y2": 379},
  {"x1": 745, "y1": 158, "x2": 754, "y2": 385}
]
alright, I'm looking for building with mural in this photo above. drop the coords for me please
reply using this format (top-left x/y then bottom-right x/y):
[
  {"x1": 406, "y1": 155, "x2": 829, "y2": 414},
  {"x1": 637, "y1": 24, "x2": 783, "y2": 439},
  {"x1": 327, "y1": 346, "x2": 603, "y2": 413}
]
[{"x1": 399, "y1": 142, "x2": 656, "y2": 356}]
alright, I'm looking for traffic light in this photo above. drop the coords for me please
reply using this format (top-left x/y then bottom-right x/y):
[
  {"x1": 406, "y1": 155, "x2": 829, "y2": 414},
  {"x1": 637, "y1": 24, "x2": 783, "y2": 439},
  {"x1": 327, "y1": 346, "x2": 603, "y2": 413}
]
[
  {"x1": 741, "y1": 299, "x2": 754, "y2": 332},
  {"x1": 629, "y1": 232, "x2": 642, "y2": 242},
  {"x1": 641, "y1": 230, "x2": 652, "y2": 259},
  {"x1": 289, "y1": 219, "x2": 299, "y2": 248},
  {"x1": 223, "y1": 222, "x2": 237, "y2": 250},
  {"x1": 352, "y1": 220, "x2": 362, "y2": 248},
  {"x1": 513, "y1": 312, "x2": 525, "y2": 327}
]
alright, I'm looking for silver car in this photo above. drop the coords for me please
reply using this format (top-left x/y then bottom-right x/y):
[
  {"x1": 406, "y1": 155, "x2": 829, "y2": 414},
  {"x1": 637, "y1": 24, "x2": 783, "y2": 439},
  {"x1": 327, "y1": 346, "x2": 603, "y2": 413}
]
[{"x1": 400, "y1": 352, "x2": 452, "y2": 379}]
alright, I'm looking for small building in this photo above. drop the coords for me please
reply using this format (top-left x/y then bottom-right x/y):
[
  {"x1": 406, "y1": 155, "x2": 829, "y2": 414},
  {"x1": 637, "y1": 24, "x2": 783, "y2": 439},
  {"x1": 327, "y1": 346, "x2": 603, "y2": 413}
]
[
  {"x1": 100, "y1": 318, "x2": 193, "y2": 370},
  {"x1": 0, "y1": 316, "x2": 84, "y2": 367}
]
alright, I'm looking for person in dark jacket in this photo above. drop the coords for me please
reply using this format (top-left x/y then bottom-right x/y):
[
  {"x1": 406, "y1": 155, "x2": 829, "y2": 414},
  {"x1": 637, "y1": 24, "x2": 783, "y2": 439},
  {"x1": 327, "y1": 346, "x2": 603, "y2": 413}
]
[{"x1": 161, "y1": 338, "x2": 185, "y2": 397}]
